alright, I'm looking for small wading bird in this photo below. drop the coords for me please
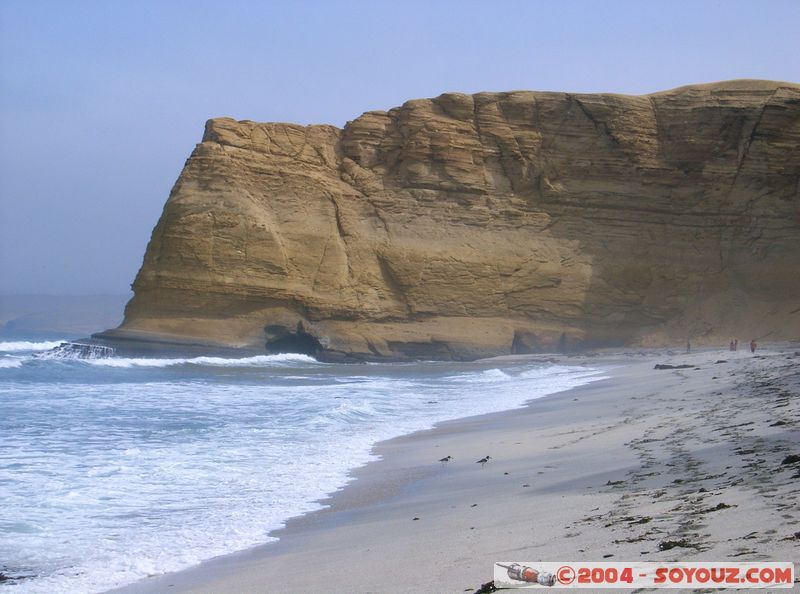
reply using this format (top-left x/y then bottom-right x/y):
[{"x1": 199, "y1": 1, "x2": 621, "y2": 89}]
[
  {"x1": 439, "y1": 455, "x2": 452, "y2": 465},
  {"x1": 476, "y1": 455, "x2": 491, "y2": 468}
]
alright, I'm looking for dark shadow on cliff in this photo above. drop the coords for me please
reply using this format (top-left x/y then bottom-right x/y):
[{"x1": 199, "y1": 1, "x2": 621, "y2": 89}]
[{"x1": 264, "y1": 322, "x2": 323, "y2": 356}]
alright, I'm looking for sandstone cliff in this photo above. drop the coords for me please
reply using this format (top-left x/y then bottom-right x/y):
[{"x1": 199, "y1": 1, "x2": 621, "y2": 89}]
[{"x1": 100, "y1": 80, "x2": 800, "y2": 360}]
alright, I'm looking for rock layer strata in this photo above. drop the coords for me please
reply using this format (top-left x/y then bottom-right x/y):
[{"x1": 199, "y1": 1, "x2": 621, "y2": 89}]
[{"x1": 100, "y1": 80, "x2": 800, "y2": 360}]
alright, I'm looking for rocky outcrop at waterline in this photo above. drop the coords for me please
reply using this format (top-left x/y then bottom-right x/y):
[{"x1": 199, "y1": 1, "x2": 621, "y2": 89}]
[{"x1": 96, "y1": 80, "x2": 800, "y2": 360}]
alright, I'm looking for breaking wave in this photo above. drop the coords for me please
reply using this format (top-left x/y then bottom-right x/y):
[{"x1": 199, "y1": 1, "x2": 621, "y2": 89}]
[
  {"x1": 0, "y1": 340, "x2": 67, "y2": 352},
  {"x1": 84, "y1": 353, "x2": 319, "y2": 368}
]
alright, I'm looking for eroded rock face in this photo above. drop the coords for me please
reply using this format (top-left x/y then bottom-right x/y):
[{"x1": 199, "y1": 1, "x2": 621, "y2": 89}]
[{"x1": 101, "y1": 80, "x2": 800, "y2": 359}]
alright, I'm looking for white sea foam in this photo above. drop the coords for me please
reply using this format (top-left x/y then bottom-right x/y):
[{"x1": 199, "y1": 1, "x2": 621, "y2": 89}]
[
  {"x1": 84, "y1": 353, "x2": 319, "y2": 368},
  {"x1": 479, "y1": 368, "x2": 511, "y2": 379},
  {"x1": 0, "y1": 340, "x2": 66, "y2": 352},
  {"x1": 1, "y1": 356, "x2": 606, "y2": 594},
  {"x1": 0, "y1": 357, "x2": 24, "y2": 368}
]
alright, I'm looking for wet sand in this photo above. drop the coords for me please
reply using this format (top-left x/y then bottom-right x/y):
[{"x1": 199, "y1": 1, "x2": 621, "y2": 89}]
[{"x1": 109, "y1": 346, "x2": 800, "y2": 593}]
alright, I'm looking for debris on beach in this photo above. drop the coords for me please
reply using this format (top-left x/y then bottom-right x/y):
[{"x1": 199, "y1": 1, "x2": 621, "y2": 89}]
[
  {"x1": 658, "y1": 539, "x2": 693, "y2": 551},
  {"x1": 699, "y1": 502, "x2": 734, "y2": 513},
  {"x1": 472, "y1": 580, "x2": 497, "y2": 593}
]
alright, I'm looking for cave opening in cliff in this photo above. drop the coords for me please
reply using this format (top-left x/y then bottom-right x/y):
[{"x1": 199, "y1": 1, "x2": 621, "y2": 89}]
[{"x1": 264, "y1": 323, "x2": 323, "y2": 357}]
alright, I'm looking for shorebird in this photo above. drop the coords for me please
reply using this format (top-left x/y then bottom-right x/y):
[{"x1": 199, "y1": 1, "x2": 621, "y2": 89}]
[
  {"x1": 439, "y1": 455, "x2": 452, "y2": 465},
  {"x1": 476, "y1": 455, "x2": 491, "y2": 468}
]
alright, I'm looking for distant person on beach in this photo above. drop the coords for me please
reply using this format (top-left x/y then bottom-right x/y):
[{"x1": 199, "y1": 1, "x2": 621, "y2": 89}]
[
  {"x1": 686, "y1": 341, "x2": 691, "y2": 353},
  {"x1": 734, "y1": 339, "x2": 738, "y2": 351},
  {"x1": 729, "y1": 340, "x2": 735, "y2": 351},
  {"x1": 750, "y1": 339, "x2": 757, "y2": 354}
]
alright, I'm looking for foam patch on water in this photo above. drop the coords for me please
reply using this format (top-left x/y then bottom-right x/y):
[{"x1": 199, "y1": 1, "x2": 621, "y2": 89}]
[
  {"x1": 479, "y1": 368, "x2": 511, "y2": 379},
  {"x1": 0, "y1": 357, "x2": 24, "y2": 368},
  {"x1": 0, "y1": 340, "x2": 66, "y2": 352}
]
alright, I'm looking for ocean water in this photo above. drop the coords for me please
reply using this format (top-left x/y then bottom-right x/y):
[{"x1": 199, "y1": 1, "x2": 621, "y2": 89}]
[{"x1": 0, "y1": 339, "x2": 604, "y2": 593}]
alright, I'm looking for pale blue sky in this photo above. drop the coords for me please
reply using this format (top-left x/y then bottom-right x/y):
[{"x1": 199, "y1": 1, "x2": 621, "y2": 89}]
[{"x1": 1, "y1": 0, "x2": 798, "y2": 294}]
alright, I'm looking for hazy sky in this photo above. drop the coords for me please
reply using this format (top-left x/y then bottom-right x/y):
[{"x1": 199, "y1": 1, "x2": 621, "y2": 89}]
[{"x1": 1, "y1": 0, "x2": 798, "y2": 295}]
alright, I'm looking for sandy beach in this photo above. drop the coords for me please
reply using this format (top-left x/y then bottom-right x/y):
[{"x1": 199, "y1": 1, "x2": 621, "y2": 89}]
[{"x1": 109, "y1": 346, "x2": 799, "y2": 594}]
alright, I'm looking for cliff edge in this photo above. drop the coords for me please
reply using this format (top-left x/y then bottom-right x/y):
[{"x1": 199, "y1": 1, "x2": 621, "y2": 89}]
[{"x1": 99, "y1": 80, "x2": 800, "y2": 360}]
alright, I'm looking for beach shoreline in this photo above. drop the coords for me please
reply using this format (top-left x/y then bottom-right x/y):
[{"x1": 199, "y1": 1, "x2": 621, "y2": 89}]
[{"x1": 108, "y1": 346, "x2": 799, "y2": 594}]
